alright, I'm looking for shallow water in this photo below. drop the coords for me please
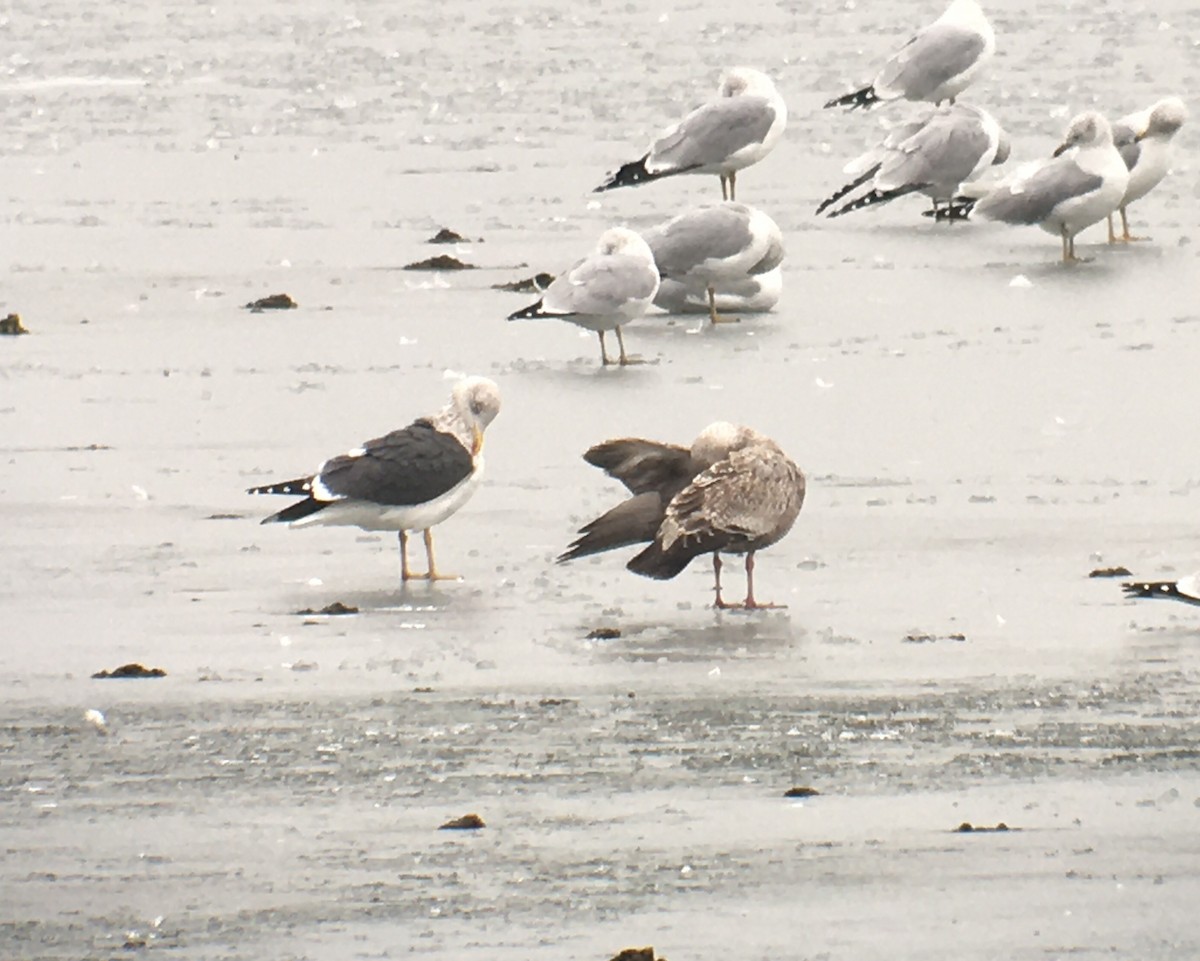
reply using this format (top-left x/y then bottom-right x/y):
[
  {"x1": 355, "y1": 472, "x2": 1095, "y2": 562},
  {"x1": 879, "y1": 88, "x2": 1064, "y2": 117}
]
[{"x1": 2, "y1": 0, "x2": 1200, "y2": 958}]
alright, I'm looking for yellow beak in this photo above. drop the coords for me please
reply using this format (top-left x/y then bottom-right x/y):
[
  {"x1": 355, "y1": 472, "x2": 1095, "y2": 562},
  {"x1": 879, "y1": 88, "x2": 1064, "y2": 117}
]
[{"x1": 472, "y1": 426, "x2": 484, "y2": 456}]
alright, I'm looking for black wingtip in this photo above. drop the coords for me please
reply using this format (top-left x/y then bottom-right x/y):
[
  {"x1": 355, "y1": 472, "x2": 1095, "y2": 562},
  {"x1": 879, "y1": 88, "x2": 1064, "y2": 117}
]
[
  {"x1": 923, "y1": 197, "x2": 977, "y2": 222},
  {"x1": 824, "y1": 85, "x2": 880, "y2": 111},
  {"x1": 1121, "y1": 580, "x2": 1200, "y2": 605},
  {"x1": 827, "y1": 184, "x2": 923, "y2": 219},
  {"x1": 507, "y1": 299, "x2": 545, "y2": 321},
  {"x1": 595, "y1": 154, "x2": 660, "y2": 193}
]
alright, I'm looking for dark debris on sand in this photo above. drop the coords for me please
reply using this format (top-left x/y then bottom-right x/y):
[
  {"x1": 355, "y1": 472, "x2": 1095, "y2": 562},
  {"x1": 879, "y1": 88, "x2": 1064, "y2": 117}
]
[
  {"x1": 244, "y1": 293, "x2": 298, "y2": 311},
  {"x1": 439, "y1": 813, "x2": 486, "y2": 830},
  {"x1": 902, "y1": 631, "x2": 967, "y2": 644},
  {"x1": 492, "y1": 272, "x2": 555, "y2": 293},
  {"x1": 610, "y1": 949, "x2": 664, "y2": 961},
  {"x1": 1, "y1": 313, "x2": 30, "y2": 335},
  {"x1": 92, "y1": 663, "x2": 167, "y2": 679},
  {"x1": 956, "y1": 821, "x2": 1013, "y2": 833},
  {"x1": 403, "y1": 254, "x2": 477, "y2": 271},
  {"x1": 1089, "y1": 566, "x2": 1132, "y2": 578},
  {"x1": 426, "y1": 227, "x2": 480, "y2": 244},
  {"x1": 295, "y1": 601, "x2": 359, "y2": 616},
  {"x1": 783, "y1": 786, "x2": 820, "y2": 798},
  {"x1": 586, "y1": 627, "x2": 622, "y2": 640}
]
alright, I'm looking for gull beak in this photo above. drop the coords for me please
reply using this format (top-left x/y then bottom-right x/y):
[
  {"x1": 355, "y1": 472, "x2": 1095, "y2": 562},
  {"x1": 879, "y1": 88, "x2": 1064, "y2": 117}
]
[
  {"x1": 471, "y1": 426, "x2": 484, "y2": 456},
  {"x1": 1051, "y1": 142, "x2": 1070, "y2": 158}
]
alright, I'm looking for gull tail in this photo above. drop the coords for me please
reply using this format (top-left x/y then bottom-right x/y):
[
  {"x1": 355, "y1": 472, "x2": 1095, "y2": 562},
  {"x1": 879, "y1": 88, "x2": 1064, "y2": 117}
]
[
  {"x1": 557, "y1": 494, "x2": 663, "y2": 564},
  {"x1": 626, "y1": 540, "x2": 699, "y2": 580},
  {"x1": 827, "y1": 184, "x2": 923, "y2": 219},
  {"x1": 815, "y1": 164, "x2": 881, "y2": 215},
  {"x1": 824, "y1": 85, "x2": 880, "y2": 111},
  {"x1": 1122, "y1": 580, "x2": 1200, "y2": 606},
  {"x1": 924, "y1": 197, "x2": 977, "y2": 222},
  {"x1": 507, "y1": 299, "x2": 548, "y2": 321},
  {"x1": 594, "y1": 154, "x2": 672, "y2": 193},
  {"x1": 258, "y1": 497, "x2": 327, "y2": 526}
]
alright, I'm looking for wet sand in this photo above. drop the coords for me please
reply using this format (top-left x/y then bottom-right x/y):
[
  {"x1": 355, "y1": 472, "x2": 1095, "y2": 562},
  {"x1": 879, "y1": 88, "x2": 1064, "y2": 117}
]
[{"x1": 3, "y1": 0, "x2": 1200, "y2": 958}]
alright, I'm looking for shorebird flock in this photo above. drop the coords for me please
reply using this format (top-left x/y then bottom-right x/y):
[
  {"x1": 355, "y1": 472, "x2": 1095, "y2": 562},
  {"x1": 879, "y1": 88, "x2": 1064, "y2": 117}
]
[{"x1": 251, "y1": 0, "x2": 1190, "y2": 610}]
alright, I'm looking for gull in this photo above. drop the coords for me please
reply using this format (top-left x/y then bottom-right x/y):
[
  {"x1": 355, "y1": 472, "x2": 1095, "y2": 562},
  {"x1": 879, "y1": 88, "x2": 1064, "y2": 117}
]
[
  {"x1": 1123, "y1": 572, "x2": 1200, "y2": 606},
  {"x1": 559, "y1": 422, "x2": 806, "y2": 609},
  {"x1": 248, "y1": 376, "x2": 501, "y2": 582},
  {"x1": 818, "y1": 102, "x2": 1009, "y2": 217},
  {"x1": 594, "y1": 67, "x2": 787, "y2": 201},
  {"x1": 507, "y1": 227, "x2": 659, "y2": 366},
  {"x1": 948, "y1": 111, "x2": 1129, "y2": 262},
  {"x1": 825, "y1": 0, "x2": 995, "y2": 110},
  {"x1": 655, "y1": 266, "x2": 782, "y2": 316},
  {"x1": 643, "y1": 202, "x2": 784, "y2": 324},
  {"x1": 1108, "y1": 97, "x2": 1189, "y2": 243}
]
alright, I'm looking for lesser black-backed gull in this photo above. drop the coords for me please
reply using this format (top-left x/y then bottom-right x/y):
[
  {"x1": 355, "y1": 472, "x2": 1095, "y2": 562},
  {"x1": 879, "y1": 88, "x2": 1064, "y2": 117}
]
[
  {"x1": 825, "y1": 0, "x2": 994, "y2": 110},
  {"x1": 1122, "y1": 572, "x2": 1200, "y2": 607},
  {"x1": 559, "y1": 422, "x2": 806, "y2": 609},
  {"x1": 594, "y1": 67, "x2": 787, "y2": 201},
  {"x1": 643, "y1": 202, "x2": 784, "y2": 325},
  {"x1": 818, "y1": 102, "x2": 1009, "y2": 218},
  {"x1": 507, "y1": 227, "x2": 659, "y2": 366},
  {"x1": 1108, "y1": 97, "x2": 1188, "y2": 243},
  {"x1": 248, "y1": 376, "x2": 501, "y2": 582},
  {"x1": 946, "y1": 112, "x2": 1129, "y2": 262}
]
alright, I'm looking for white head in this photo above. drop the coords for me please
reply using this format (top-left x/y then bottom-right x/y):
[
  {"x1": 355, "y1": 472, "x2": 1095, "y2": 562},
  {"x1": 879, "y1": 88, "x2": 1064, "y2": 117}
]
[
  {"x1": 719, "y1": 67, "x2": 777, "y2": 99},
  {"x1": 1053, "y1": 111, "x2": 1113, "y2": 156},
  {"x1": 1145, "y1": 97, "x2": 1188, "y2": 138},
  {"x1": 596, "y1": 226, "x2": 654, "y2": 262},
  {"x1": 436, "y1": 376, "x2": 501, "y2": 455},
  {"x1": 690, "y1": 421, "x2": 768, "y2": 467}
]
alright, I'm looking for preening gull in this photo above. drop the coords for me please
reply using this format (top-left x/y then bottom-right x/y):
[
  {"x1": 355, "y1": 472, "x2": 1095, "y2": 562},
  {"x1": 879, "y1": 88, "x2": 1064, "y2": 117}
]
[
  {"x1": 1108, "y1": 97, "x2": 1188, "y2": 243},
  {"x1": 818, "y1": 102, "x2": 1009, "y2": 217},
  {"x1": 507, "y1": 227, "x2": 659, "y2": 366},
  {"x1": 655, "y1": 267, "x2": 782, "y2": 316},
  {"x1": 248, "y1": 376, "x2": 501, "y2": 582},
  {"x1": 825, "y1": 0, "x2": 994, "y2": 110},
  {"x1": 952, "y1": 111, "x2": 1129, "y2": 262},
  {"x1": 594, "y1": 67, "x2": 787, "y2": 201},
  {"x1": 643, "y1": 202, "x2": 784, "y2": 324},
  {"x1": 1122, "y1": 572, "x2": 1200, "y2": 606},
  {"x1": 559, "y1": 422, "x2": 806, "y2": 609}
]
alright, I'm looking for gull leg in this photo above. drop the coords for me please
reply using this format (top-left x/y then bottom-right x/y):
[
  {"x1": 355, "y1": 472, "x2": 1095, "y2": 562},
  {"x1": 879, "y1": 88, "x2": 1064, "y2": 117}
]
[
  {"x1": 707, "y1": 286, "x2": 739, "y2": 326},
  {"x1": 1107, "y1": 212, "x2": 1119, "y2": 244},
  {"x1": 597, "y1": 330, "x2": 613, "y2": 366},
  {"x1": 743, "y1": 551, "x2": 786, "y2": 610},
  {"x1": 728, "y1": 170, "x2": 737, "y2": 202},
  {"x1": 399, "y1": 530, "x2": 418, "y2": 581},
  {"x1": 422, "y1": 528, "x2": 461, "y2": 582},
  {"x1": 712, "y1": 553, "x2": 733, "y2": 609},
  {"x1": 615, "y1": 326, "x2": 643, "y2": 366},
  {"x1": 1121, "y1": 206, "x2": 1148, "y2": 242},
  {"x1": 720, "y1": 174, "x2": 729, "y2": 201}
]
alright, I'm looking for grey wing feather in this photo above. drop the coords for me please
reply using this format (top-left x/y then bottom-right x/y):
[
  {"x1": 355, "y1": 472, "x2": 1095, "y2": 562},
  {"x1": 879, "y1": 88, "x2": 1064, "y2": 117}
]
[
  {"x1": 974, "y1": 159, "x2": 1103, "y2": 225},
  {"x1": 648, "y1": 207, "x2": 755, "y2": 278},
  {"x1": 584, "y1": 438, "x2": 695, "y2": 495},
  {"x1": 317, "y1": 420, "x2": 472, "y2": 505},
  {"x1": 1111, "y1": 122, "x2": 1141, "y2": 170},
  {"x1": 650, "y1": 97, "x2": 776, "y2": 170},
  {"x1": 542, "y1": 254, "x2": 656, "y2": 316},
  {"x1": 878, "y1": 115, "x2": 992, "y2": 190},
  {"x1": 749, "y1": 232, "x2": 785, "y2": 275},
  {"x1": 877, "y1": 26, "x2": 985, "y2": 100}
]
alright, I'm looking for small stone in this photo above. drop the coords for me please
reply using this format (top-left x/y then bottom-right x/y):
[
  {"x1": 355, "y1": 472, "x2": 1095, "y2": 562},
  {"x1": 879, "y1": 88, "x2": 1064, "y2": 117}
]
[
  {"x1": 439, "y1": 813, "x2": 485, "y2": 830},
  {"x1": 403, "y1": 254, "x2": 476, "y2": 271},
  {"x1": 92, "y1": 663, "x2": 167, "y2": 679},
  {"x1": 586, "y1": 627, "x2": 621, "y2": 640},
  {"x1": 610, "y1": 949, "x2": 658, "y2": 961},
  {"x1": 244, "y1": 293, "x2": 298, "y2": 311},
  {"x1": 1088, "y1": 566, "x2": 1132, "y2": 578},
  {"x1": 0, "y1": 313, "x2": 30, "y2": 335},
  {"x1": 426, "y1": 227, "x2": 475, "y2": 244}
]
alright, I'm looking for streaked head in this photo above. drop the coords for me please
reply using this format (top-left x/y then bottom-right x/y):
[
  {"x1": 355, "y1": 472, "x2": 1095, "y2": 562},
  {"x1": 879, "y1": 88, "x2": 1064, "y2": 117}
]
[
  {"x1": 719, "y1": 67, "x2": 776, "y2": 99},
  {"x1": 690, "y1": 421, "x2": 767, "y2": 467},
  {"x1": 448, "y1": 376, "x2": 501, "y2": 454},
  {"x1": 1052, "y1": 111, "x2": 1112, "y2": 157},
  {"x1": 1144, "y1": 97, "x2": 1188, "y2": 138}
]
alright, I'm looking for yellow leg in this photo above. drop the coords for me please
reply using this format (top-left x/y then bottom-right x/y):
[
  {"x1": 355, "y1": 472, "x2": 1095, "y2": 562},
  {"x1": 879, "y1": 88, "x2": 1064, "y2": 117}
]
[
  {"x1": 615, "y1": 326, "x2": 643, "y2": 365},
  {"x1": 707, "y1": 286, "x2": 739, "y2": 325},
  {"x1": 398, "y1": 530, "x2": 417, "y2": 581},
  {"x1": 1121, "y1": 206, "x2": 1148, "y2": 242},
  {"x1": 422, "y1": 528, "x2": 460, "y2": 582},
  {"x1": 597, "y1": 330, "x2": 613, "y2": 366}
]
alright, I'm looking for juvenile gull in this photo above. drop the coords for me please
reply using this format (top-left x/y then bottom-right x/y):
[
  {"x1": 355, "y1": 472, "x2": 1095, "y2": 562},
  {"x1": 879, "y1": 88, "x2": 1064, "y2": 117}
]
[
  {"x1": 825, "y1": 0, "x2": 994, "y2": 110},
  {"x1": 1108, "y1": 97, "x2": 1188, "y2": 243},
  {"x1": 559, "y1": 422, "x2": 806, "y2": 609},
  {"x1": 1122, "y1": 572, "x2": 1200, "y2": 606},
  {"x1": 818, "y1": 102, "x2": 1009, "y2": 217},
  {"x1": 248, "y1": 376, "x2": 501, "y2": 582},
  {"x1": 951, "y1": 111, "x2": 1129, "y2": 262},
  {"x1": 594, "y1": 67, "x2": 787, "y2": 201},
  {"x1": 507, "y1": 227, "x2": 659, "y2": 366},
  {"x1": 655, "y1": 267, "x2": 782, "y2": 316},
  {"x1": 643, "y1": 202, "x2": 784, "y2": 324}
]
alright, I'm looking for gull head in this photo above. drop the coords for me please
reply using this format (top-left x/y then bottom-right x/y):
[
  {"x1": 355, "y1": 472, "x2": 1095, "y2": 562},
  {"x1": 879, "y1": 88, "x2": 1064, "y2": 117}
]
[
  {"x1": 691, "y1": 421, "x2": 770, "y2": 467},
  {"x1": 1052, "y1": 111, "x2": 1112, "y2": 157},
  {"x1": 447, "y1": 376, "x2": 501, "y2": 454},
  {"x1": 596, "y1": 226, "x2": 654, "y2": 262},
  {"x1": 1143, "y1": 97, "x2": 1188, "y2": 139},
  {"x1": 719, "y1": 67, "x2": 776, "y2": 99}
]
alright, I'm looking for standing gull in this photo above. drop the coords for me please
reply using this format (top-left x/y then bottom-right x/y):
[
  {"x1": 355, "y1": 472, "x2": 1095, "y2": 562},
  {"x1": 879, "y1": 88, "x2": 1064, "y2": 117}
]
[
  {"x1": 507, "y1": 227, "x2": 659, "y2": 366},
  {"x1": 947, "y1": 111, "x2": 1129, "y2": 262},
  {"x1": 594, "y1": 67, "x2": 787, "y2": 201},
  {"x1": 1122, "y1": 571, "x2": 1200, "y2": 606},
  {"x1": 655, "y1": 266, "x2": 782, "y2": 317},
  {"x1": 559, "y1": 423, "x2": 806, "y2": 609},
  {"x1": 248, "y1": 376, "x2": 501, "y2": 582},
  {"x1": 825, "y1": 0, "x2": 995, "y2": 110},
  {"x1": 818, "y1": 102, "x2": 1009, "y2": 217},
  {"x1": 644, "y1": 202, "x2": 784, "y2": 325},
  {"x1": 1108, "y1": 97, "x2": 1188, "y2": 243}
]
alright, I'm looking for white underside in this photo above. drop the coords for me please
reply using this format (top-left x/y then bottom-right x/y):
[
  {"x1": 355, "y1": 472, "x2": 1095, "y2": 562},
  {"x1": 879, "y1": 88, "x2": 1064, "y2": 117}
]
[
  {"x1": 1122, "y1": 138, "x2": 1171, "y2": 207},
  {"x1": 291, "y1": 461, "x2": 484, "y2": 532},
  {"x1": 1176, "y1": 572, "x2": 1200, "y2": 601},
  {"x1": 1040, "y1": 151, "x2": 1128, "y2": 238},
  {"x1": 654, "y1": 268, "x2": 782, "y2": 314}
]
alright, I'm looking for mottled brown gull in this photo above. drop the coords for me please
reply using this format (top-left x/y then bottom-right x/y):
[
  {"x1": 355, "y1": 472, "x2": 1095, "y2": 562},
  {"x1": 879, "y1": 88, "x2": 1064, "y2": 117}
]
[
  {"x1": 559, "y1": 422, "x2": 806, "y2": 609},
  {"x1": 248, "y1": 376, "x2": 501, "y2": 582}
]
